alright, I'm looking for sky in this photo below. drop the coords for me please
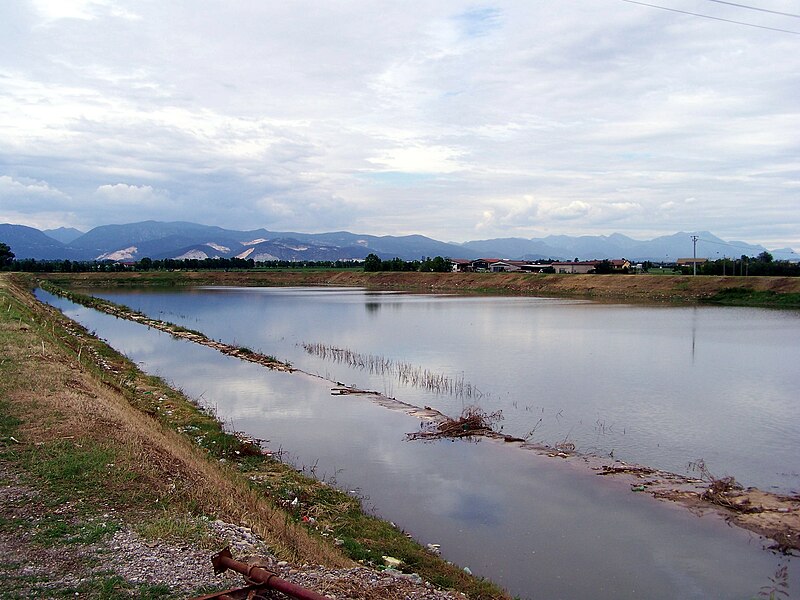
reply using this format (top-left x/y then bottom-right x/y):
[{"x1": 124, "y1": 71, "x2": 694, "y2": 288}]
[{"x1": 0, "y1": 0, "x2": 798, "y2": 248}]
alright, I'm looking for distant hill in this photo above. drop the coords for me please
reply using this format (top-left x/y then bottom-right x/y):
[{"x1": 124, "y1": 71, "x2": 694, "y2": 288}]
[
  {"x1": 0, "y1": 224, "x2": 78, "y2": 260},
  {"x1": 63, "y1": 221, "x2": 480, "y2": 262},
  {"x1": 460, "y1": 231, "x2": 777, "y2": 262},
  {"x1": 43, "y1": 227, "x2": 84, "y2": 244},
  {"x1": 1, "y1": 220, "x2": 795, "y2": 262},
  {"x1": 69, "y1": 221, "x2": 241, "y2": 256}
]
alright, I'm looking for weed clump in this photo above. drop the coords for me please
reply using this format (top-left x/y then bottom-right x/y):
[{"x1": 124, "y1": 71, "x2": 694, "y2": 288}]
[
  {"x1": 690, "y1": 459, "x2": 759, "y2": 513},
  {"x1": 408, "y1": 406, "x2": 503, "y2": 440}
]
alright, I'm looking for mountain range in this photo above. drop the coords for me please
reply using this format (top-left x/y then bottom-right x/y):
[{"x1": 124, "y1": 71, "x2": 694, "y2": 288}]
[{"x1": 1, "y1": 221, "x2": 796, "y2": 263}]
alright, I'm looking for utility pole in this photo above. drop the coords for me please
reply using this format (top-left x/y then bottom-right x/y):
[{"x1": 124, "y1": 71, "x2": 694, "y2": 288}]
[{"x1": 691, "y1": 235, "x2": 699, "y2": 275}]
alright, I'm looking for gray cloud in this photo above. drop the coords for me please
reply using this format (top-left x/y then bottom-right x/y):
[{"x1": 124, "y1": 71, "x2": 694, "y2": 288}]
[{"x1": 0, "y1": 1, "x2": 798, "y2": 247}]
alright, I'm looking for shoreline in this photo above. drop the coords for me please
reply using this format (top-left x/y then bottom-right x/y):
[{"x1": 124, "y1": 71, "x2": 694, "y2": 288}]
[
  {"x1": 37, "y1": 275, "x2": 800, "y2": 555},
  {"x1": 2, "y1": 273, "x2": 509, "y2": 599},
  {"x1": 38, "y1": 269, "x2": 800, "y2": 307}
]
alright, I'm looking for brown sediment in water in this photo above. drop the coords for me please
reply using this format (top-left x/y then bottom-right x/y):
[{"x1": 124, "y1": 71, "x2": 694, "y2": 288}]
[{"x1": 587, "y1": 458, "x2": 800, "y2": 554}]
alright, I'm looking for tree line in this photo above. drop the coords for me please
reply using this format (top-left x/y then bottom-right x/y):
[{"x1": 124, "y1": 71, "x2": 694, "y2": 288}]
[
  {"x1": 684, "y1": 252, "x2": 800, "y2": 277},
  {"x1": 2, "y1": 242, "x2": 797, "y2": 276},
  {"x1": 363, "y1": 254, "x2": 452, "y2": 272},
  {"x1": 0, "y1": 245, "x2": 361, "y2": 272}
]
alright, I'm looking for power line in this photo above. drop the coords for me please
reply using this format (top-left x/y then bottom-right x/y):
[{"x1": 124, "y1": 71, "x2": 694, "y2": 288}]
[
  {"x1": 696, "y1": 237, "x2": 797, "y2": 259},
  {"x1": 697, "y1": 237, "x2": 766, "y2": 253},
  {"x1": 619, "y1": 0, "x2": 800, "y2": 35},
  {"x1": 701, "y1": 0, "x2": 800, "y2": 19}
]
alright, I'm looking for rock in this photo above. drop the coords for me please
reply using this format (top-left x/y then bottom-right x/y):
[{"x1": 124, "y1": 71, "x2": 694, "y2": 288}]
[{"x1": 383, "y1": 555, "x2": 403, "y2": 568}]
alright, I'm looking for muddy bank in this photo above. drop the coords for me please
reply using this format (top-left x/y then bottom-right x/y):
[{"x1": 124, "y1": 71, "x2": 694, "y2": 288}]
[
  {"x1": 398, "y1": 400, "x2": 800, "y2": 555},
  {"x1": 41, "y1": 270, "x2": 800, "y2": 305},
  {"x1": 542, "y1": 448, "x2": 800, "y2": 555}
]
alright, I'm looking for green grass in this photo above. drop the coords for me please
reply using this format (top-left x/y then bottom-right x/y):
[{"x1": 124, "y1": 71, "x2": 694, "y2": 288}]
[
  {"x1": 5, "y1": 438, "x2": 126, "y2": 549},
  {"x1": 6, "y1": 275, "x2": 512, "y2": 598},
  {"x1": 135, "y1": 513, "x2": 213, "y2": 547},
  {"x1": 32, "y1": 515, "x2": 120, "y2": 545},
  {"x1": 703, "y1": 287, "x2": 800, "y2": 308},
  {"x1": 0, "y1": 515, "x2": 27, "y2": 533},
  {"x1": 41, "y1": 267, "x2": 361, "y2": 288},
  {"x1": 0, "y1": 571, "x2": 173, "y2": 600},
  {"x1": 21, "y1": 439, "x2": 127, "y2": 502},
  {"x1": 60, "y1": 574, "x2": 173, "y2": 599},
  {"x1": 249, "y1": 460, "x2": 504, "y2": 597},
  {"x1": 0, "y1": 403, "x2": 22, "y2": 439},
  {"x1": 643, "y1": 268, "x2": 682, "y2": 275}
]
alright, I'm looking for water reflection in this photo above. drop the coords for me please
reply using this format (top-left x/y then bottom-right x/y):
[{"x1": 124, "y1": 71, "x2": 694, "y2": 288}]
[
  {"x1": 40, "y1": 290, "x2": 799, "y2": 600},
  {"x1": 80, "y1": 286, "x2": 800, "y2": 493}
]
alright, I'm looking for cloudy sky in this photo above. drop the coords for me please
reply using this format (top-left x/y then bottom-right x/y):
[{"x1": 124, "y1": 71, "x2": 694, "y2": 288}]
[{"x1": 1, "y1": 0, "x2": 798, "y2": 247}]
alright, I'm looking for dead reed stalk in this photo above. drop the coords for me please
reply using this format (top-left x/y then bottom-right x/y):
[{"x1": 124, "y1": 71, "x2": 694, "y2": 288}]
[{"x1": 301, "y1": 342, "x2": 485, "y2": 400}]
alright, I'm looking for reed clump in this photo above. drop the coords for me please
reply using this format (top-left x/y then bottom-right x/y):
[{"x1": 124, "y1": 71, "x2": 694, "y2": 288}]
[{"x1": 301, "y1": 342, "x2": 485, "y2": 400}]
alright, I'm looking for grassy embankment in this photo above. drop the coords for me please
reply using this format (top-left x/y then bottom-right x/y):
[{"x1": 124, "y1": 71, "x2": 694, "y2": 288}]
[
  {"x1": 699, "y1": 287, "x2": 800, "y2": 308},
  {"x1": 41, "y1": 270, "x2": 800, "y2": 307},
  {"x1": 0, "y1": 273, "x2": 509, "y2": 599}
]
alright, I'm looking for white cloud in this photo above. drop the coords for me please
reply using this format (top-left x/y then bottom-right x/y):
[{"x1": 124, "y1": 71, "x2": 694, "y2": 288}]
[
  {"x1": 0, "y1": 1, "x2": 797, "y2": 247},
  {"x1": 367, "y1": 145, "x2": 465, "y2": 174},
  {"x1": 93, "y1": 183, "x2": 167, "y2": 206},
  {"x1": 30, "y1": 0, "x2": 138, "y2": 22},
  {"x1": 0, "y1": 210, "x2": 83, "y2": 231},
  {"x1": 547, "y1": 201, "x2": 592, "y2": 221},
  {"x1": 0, "y1": 175, "x2": 72, "y2": 212},
  {"x1": 0, "y1": 175, "x2": 69, "y2": 200},
  {"x1": 30, "y1": 0, "x2": 99, "y2": 21}
]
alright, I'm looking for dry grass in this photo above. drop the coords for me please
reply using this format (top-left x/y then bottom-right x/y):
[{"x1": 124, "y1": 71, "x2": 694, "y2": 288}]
[
  {"x1": 0, "y1": 273, "x2": 349, "y2": 568},
  {"x1": 2, "y1": 274, "x2": 511, "y2": 598},
  {"x1": 43, "y1": 269, "x2": 800, "y2": 304}
]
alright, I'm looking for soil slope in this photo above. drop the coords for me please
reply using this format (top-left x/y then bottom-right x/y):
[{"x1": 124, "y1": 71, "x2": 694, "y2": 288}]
[{"x1": 44, "y1": 271, "x2": 800, "y2": 305}]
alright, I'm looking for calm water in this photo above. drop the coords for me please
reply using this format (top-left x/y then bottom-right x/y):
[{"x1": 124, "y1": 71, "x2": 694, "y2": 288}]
[
  {"x1": 40, "y1": 288, "x2": 800, "y2": 599},
  {"x1": 81, "y1": 286, "x2": 800, "y2": 493}
]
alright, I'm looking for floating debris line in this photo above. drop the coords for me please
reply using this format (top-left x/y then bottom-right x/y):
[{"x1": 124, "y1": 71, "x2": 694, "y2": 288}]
[{"x1": 300, "y1": 342, "x2": 486, "y2": 400}]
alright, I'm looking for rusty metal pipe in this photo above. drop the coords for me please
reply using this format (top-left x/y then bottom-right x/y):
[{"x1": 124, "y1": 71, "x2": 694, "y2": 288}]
[{"x1": 212, "y1": 547, "x2": 330, "y2": 600}]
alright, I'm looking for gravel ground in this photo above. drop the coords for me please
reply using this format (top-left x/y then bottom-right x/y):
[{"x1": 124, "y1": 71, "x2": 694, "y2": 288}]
[{"x1": 0, "y1": 460, "x2": 466, "y2": 599}]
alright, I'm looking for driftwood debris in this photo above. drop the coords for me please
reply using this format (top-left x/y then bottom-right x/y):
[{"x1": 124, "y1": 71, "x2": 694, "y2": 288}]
[
  {"x1": 598, "y1": 464, "x2": 657, "y2": 477},
  {"x1": 407, "y1": 406, "x2": 503, "y2": 440}
]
